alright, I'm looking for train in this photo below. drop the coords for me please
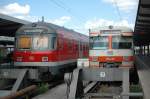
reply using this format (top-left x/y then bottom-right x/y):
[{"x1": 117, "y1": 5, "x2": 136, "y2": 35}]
[
  {"x1": 13, "y1": 22, "x2": 89, "y2": 80},
  {"x1": 89, "y1": 26, "x2": 134, "y2": 68},
  {"x1": 65, "y1": 26, "x2": 135, "y2": 99}
]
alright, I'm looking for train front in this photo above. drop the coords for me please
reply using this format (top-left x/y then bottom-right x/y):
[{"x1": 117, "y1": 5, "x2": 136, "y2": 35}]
[
  {"x1": 89, "y1": 26, "x2": 134, "y2": 68},
  {"x1": 13, "y1": 23, "x2": 57, "y2": 67}
]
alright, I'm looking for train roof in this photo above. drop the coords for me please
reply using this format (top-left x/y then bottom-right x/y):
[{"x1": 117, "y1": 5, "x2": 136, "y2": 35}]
[
  {"x1": 16, "y1": 22, "x2": 88, "y2": 42},
  {"x1": 89, "y1": 26, "x2": 133, "y2": 33}
]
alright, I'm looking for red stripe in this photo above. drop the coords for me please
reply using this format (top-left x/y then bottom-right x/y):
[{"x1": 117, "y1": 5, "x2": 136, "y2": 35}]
[
  {"x1": 100, "y1": 56, "x2": 134, "y2": 62},
  {"x1": 109, "y1": 36, "x2": 112, "y2": 49}
]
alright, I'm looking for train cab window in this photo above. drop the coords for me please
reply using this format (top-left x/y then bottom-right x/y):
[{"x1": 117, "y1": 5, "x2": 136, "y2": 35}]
[
  {"x1": 33, "y1": 36, "x2": 48, "y2": 50},
  {"x1": 112, "y1": 36, "x2": 132, "y2": 49},
  {"x1": 50, "y1": 36, "x2": 57, "y2": 49},
  {"x1": 18, "y1": 36, "x2": 31, "y2": 49},
  {"x1": 90, "y1": 36, "x2": 108, "y2": 50}
]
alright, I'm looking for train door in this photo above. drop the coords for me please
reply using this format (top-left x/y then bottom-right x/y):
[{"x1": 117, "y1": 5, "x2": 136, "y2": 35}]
[{"x1": 79, "y1": 41, "x2": 83, "y2": 58}]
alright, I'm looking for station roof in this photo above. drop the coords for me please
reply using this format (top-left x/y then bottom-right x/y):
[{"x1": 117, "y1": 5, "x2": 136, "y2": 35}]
[
  {"x1": 134, "y1": 0, "x2": 150, "y2": 46},
  {"x1": 0, "y1": 13, "x2": 30, "y2": 37}
]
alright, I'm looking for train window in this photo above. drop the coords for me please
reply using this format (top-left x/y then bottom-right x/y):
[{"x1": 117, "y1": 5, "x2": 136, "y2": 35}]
[
  {"x1": 18, "y1": 36, "x2": 31, "y2": 49},
  {"x1": 90, "y1": 36, "x2": 108, "y2": 50},
  {"x1": 68, "y1": 40, "x2": 72, "y2": 50},
  {"x1": 80, "y1": 43, "x2": 83, "y2": 51},
  {"x1": 75, "y1": 44, "x2": 78, "y2": 51},
  {"x1": 33, "y1": 36, "x2": 48, "y2": 50},
  {"x1": 112, "y1": 36, "x2": 132, "y2": 49},
  {"x1": 59, "y1": 39, "x2": 63, "y2": 50},
  {"x1": 83, "y1": 44, "x2": 86, "y2": 51},
  {"x1": 50, "y1": 37, "x2": 56, "y2": 49}
]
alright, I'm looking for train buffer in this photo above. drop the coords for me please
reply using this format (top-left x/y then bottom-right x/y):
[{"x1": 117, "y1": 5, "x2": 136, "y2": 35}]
[
  {"x1": 65, "y1": 59, "x2": 143, "y2": 99},
  {"x1": 0, "y1": 69, "x2": 28, "y2": 97}
]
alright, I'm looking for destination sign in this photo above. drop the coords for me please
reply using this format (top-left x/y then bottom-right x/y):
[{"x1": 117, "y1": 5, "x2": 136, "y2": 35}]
[
  {"x1": 101, "y1": 30, "x2": 121, "y2": 34},
  {"x1": 24, "y1": 29, "x2": 44, "y2": 33}
]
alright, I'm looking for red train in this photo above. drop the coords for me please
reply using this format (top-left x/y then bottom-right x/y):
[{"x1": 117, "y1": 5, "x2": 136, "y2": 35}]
[{"x1": 13, "y1": 22, "x2": 88, "y2": 78}]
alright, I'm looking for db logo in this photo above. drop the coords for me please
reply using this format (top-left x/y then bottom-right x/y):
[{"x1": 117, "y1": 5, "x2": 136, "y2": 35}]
[{"x1": 106, "y1": 57, "x2": 114, "y2": 61}]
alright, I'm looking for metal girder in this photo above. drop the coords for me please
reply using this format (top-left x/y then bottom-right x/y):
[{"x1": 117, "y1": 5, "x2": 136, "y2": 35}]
[
  {"x1": 67, "y1": 68, "x2": 134, "y2": 99},
  {"x1": 141, "y1": 4, "x2": 150, "y2": 8},
  {"x1": 136, "y1": 24, "x2": 150, "y2": 27},
  {"x1": 134, "y1": 0, "x2": 150, "y2": 46},
  {"x1": 85, "y1": 92, "x2": 143, "y2": 98},
  {"x1": 139, "y1": 13, "x2": 150, "y2": 17},
  {"x1": 135, "y1": 27, "x2": 150, "y2": 31},
  {"x1": 139, "y1": 7, "x2": 150, "y2": 15},
  {"x1": 68, "y1": 68, "x2": 84, "y2": 99},
  {"x1": 141, "y1": 0, "x2": 150, "y2": 5},
  {"x1": 138, "y1": 16, "x2": 150, "y2": 20},
  {"x1": 138, "y1": 19, "x2": 150, "y2": 23},
  {"x1": 0, "y1": 69, "x2": 28, "y2": 97}
]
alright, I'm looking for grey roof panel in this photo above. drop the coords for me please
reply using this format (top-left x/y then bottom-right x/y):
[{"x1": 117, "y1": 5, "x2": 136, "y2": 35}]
[
  {"x1": 134, "y1": 0, "x2": 150, "y2": 46},
  {"x1": 0, "y1": 13, "x2": 30, "y2": 37}
]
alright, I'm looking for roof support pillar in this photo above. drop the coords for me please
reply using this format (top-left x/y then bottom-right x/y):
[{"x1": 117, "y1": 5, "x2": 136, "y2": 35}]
[
  {"x1": 143, "y1": 46, "x2": 145, "y2": 55},
  {"x1": 148, "y1": 44, "x2": 150, "y2": 55},
  {"x1": 140, "y1": 46, "x2": 143, "y2": 55}
]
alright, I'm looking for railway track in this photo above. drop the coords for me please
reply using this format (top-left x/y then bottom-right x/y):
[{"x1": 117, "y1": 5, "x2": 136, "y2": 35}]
[
  {"x1": 0, "y1": 80, "x2": 63, "y2": 99},
  {"x1": 83, "y1": 82, "x2": 143, "y2": 99}
]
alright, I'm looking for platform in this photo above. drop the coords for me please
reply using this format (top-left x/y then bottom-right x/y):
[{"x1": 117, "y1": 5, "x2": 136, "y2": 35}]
[
  {"x1": 32, "y1": 83, "x2": 67, "y2": 99},
  {"x1": 135, "y1": 55, "x2": 150, "y2": 99}
]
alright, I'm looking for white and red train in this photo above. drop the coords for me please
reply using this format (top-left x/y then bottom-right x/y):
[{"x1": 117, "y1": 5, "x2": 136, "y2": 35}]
[
  {"x1": 89, "y1": 26, "x2": 134, "y2": 68},
  {"x1": 13, "y1": 22, "x2": 88, "y2": 77}
]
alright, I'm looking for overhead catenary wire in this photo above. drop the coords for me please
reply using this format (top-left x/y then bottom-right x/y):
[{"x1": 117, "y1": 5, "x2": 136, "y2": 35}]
[
  {"x1": 50, "y1": 0, "x2": 86, "y2": 23},
  {"x1": 112, "y1": 0, "x2": 123, "y2": 22}
]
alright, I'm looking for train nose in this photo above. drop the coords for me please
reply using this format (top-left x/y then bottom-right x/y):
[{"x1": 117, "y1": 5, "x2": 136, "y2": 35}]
[
  {"x1": 16, "y1": 57, "x2": 23, "y2": 62},
  {"x1": 29, "y1": 56, "x2": 35, "y2": 61}
]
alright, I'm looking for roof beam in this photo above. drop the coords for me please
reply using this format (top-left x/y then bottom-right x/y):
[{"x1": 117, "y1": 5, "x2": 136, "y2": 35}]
[
  {"x1": 137, "y1": 19, "x2": 150, "y2": 23},
  {"x1": 141, "y1": 4, "x2": 150, "y2": 8},
  {"x1": 141, "y1": 0, "x2": 150, "y2": 5},
  {"x1": 139, "y1": 13, "x2": 150, "y2": 17}
]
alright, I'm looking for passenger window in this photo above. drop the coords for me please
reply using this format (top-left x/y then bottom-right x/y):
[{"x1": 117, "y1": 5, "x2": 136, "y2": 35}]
[
  {"x1": 59, "y1": 39, "x2": 63, "y2": 50},
  {"x1": 68, "y1": 40, "x2": 72, "y2": 50},
  {"x1": 75, "y1": 44, "x2": 78, "y2": 51}
]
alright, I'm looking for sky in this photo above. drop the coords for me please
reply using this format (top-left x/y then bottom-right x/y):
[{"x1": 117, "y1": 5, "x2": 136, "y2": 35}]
[{"x1": 0, "y1": 0, "x2": 139, "y2": 35}]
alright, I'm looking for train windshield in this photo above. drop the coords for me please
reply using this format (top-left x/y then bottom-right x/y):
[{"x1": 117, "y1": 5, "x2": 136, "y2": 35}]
[
  {"x1": 17, "y1": 36, "x2": 31, "y2": 49},
  {"x1": 17, "y1": 33, "x2": 57, "y2": 50},
  {"x1": 90, "y1": 36, "x2": 108, "y2": 49},
  {"x1": 33, "y1": 35, "x2": 49, "y2": 50},
  {"x1": 112, "y1": 36, "x2": 132, "y2": 49}
]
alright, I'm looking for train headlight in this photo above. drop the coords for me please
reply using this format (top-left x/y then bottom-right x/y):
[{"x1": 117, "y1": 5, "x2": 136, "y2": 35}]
[
  {"x1": 17, "y1": 57, "x2": 23, "y2": 62},
  {"x1": 77, "y1": 58, "x2": 89, "y2": 68},
  {"x1": 42, "y1": 56, "x2": 48, "y2": 62},
  {"x1": 90, "y1": 61, "x2": 99, "y2": 67},
  {"x1": 89, "y1": 56, "x2": 98, "y2": 61},
  {"x1": 123, "y1": 56, "x2": 129, "y2": 61}
]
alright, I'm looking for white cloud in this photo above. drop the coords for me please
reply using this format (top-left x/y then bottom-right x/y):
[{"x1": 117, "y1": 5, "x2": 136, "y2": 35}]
[
  {"x1": 48, "y1": 16, "x2": 71, "y2": 26},
  {"x1": 84, "y1": 18, "x2": 134, "y2": 29},
  {"x1": 15, "y1": 15, "x2": 72, "y2": 26},
  {"x1": 15, "y1": 15, "x2": 40, "y2": 22},
  {"x1": 102, "y1": 0, "x2": 138, "y2": 12},
  {"x1": 0, "y1": 2, "x2": 30, "y2": 15}
]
